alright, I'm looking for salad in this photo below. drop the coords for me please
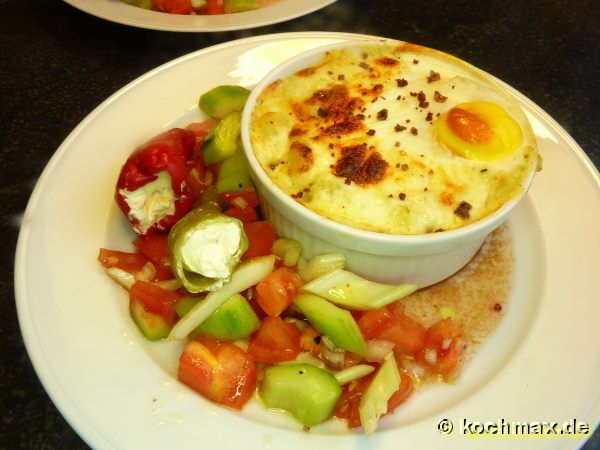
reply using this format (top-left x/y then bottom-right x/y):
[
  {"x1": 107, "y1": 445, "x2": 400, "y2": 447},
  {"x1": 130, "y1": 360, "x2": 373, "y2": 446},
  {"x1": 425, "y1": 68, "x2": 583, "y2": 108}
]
[
  {"x1": 120, "y1": 0, "x2": 277, "y2": 15},
  {"x1": 98, "y1": 84, "x2": 466, "y2": 434}
]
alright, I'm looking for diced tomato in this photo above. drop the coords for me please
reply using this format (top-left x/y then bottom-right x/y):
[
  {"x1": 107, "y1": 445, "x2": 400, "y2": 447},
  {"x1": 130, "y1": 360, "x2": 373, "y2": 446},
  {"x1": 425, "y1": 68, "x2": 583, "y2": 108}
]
[
  {"x1": 300, "y1": 327, "x2": 322, "y2": 357},
  {"x1": 387, "y1": 372, "x2": 414, "y2": 413},
  {"x1": 134, "y1": 235, "x2": 174, "y2": 281},
  {"x1": 358, "y1": 307, "x2": 393, "y2": 340},
  {"x1": 415, "y1": 318, "x2": 464, "y2": 379},
  {"x1": 372, "y1": 305, "x2": 426, "y2": 356},
  {"x1": 153, "y1": 0, "x2": 193, "y2": 14},
  {"x1": 242, "y1": 288, "x2": 267, "y2": 319},
  {"x1": 204, "y1": 0, "x2": 224, "y2": 14},
  {"x1": 224, "y1": 207, "x2": 259, "y2": 223},
  {"x1": 242, "y1": 221, "x2": 276, "y2": 261},
  {"x1": 98, "y1": 248, "x2": 149, "y2": 273},
  {"x1": 218, "y1": 191, "x2": 260, "y2": 209},
  {"x1": 186, "y1": 119, "x2": 219, "y2": 140},
  {"x1": 130, "y1": 281, "x2": 181, "y2": 326},
  {"x1": 334, "y1": 370, "x2": 414, "y2": 428},
  {"x1": 247, "y1": 316, "x2": 301, "y2": 363},
  {"x1": 178, "y1": 336, "x2": 256, "y2": 410},
  {"x1": 255, "y1": 267, "x2": 302, "y2": 316}
]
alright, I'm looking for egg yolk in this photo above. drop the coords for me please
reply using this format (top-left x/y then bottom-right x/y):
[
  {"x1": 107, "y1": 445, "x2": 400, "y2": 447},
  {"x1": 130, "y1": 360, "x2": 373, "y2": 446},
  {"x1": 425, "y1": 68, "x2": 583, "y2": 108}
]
[{"x1": 436, "y1": 102, "x2": 523, "y2": 161}]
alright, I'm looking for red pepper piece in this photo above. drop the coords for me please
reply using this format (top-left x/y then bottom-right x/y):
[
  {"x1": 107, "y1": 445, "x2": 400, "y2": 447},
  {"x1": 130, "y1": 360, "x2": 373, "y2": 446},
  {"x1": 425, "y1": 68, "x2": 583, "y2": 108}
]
[{"x1": 115, "y1": 128, "x2": 197, "y2": 237}]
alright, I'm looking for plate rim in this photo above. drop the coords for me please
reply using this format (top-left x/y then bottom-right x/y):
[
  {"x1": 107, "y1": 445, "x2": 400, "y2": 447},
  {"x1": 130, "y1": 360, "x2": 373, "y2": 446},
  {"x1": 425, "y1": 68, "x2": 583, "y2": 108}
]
[{"x1": 14, "y1": 31, "x2": 600, "y2": 449}]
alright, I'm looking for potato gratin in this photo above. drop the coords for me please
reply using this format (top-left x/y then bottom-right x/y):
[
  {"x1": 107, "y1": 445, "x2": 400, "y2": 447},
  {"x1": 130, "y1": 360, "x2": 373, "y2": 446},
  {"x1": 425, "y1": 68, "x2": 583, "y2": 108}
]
[{"x1": 250, "y1": 43, "x2": 539, "y2": 234}]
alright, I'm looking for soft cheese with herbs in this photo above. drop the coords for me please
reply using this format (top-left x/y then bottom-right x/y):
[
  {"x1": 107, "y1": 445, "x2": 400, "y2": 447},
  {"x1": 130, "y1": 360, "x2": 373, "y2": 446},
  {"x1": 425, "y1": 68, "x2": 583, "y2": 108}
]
[{"x1": 250, "y1": 44, "x2": 539, "y2": 234}]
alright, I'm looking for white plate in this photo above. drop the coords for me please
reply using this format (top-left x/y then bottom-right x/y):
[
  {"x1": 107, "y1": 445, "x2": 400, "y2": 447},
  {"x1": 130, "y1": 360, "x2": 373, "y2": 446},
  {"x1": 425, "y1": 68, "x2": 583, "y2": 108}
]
[
  {"x1": 15, "y1": 32, "x2": 600, "y2": 450},
  {"x1": 63, "y1": 0, "x2": 336, "y2": 32}
]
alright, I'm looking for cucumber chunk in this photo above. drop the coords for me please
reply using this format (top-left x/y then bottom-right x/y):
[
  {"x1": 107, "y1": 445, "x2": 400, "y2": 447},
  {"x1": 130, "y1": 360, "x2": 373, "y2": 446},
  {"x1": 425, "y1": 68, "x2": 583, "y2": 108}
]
[
  {"x1": 130, "y1": 299, "x2": 171, "y2": 340},
  {"x1": 199, "y1": 86, "x2": 250, "y2": 119},
  {"x1": 294, "y1": 293, "x2": 367, "y2": 356},
  {"x1": 260, "y1": 364, "x2": 341, "y2": 427},
  {"x1": 272, "y1": 238, "x2": 302, "y2": 267},
  {"x1": 223, "y1": 0, "x2": 260, "y2": 13},
  {"x1": 202, "y1": 112, "x2": 242, "y2": 164},
  {"x1": 216, "y1": 152, "x2": 253, "y2": 193}
]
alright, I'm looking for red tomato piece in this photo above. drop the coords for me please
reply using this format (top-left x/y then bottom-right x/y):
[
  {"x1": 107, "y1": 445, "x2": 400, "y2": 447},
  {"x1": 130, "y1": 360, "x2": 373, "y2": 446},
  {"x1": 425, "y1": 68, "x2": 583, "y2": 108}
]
[
  {"x1": 374, "y1": 307, "x2": 427, "y2": 356},
  {"x1": 218, "y1": 191, "x2": 260, "y2": 209},
  {"x1": 134, "y1": 235, "x2": 174, "y2": 281},
  {"x1": 130, "y1": 281, "x2": 181, "y2": 326},
  {"x1": 247, "y1": 316, "x2": 301, "y2": 363},
  {"x1": 242, "y1": 221, "x2": 276, "y2": 261},
  {"x1": 154, "y1": 0, "x2": 193, "y2": 14},
  {"x1": 224, "y1": 207, "x2": 259, "y2": 223},
  {"x1": 386, "y1": 372, "x2": 414, "y2": 413},
  {"x1": 178, "y1": 336, "x2": 257, "y2": 410},
  {"x1": 415, "y1": 318, "x2": 464, "y2": 379},
  {"x1": 98, "y1": 248, "x2": 149, "y2": 273},
  {"x1": 358, "y1": 307, "x2": 393, "y2": 340},
  {"x1": 204, "y1": 0, "x2": 224, "y2": 14},
  {"x1": 186, "y1": 119, "x2": 219, "y2": 140},
  {"x1": 256, "y1": 267, "x2": 302, "y2": 316}
]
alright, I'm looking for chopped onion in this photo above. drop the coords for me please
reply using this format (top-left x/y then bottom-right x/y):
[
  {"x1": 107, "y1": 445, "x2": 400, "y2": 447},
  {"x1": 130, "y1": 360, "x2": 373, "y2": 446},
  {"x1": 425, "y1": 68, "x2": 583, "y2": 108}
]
[
  {"x1": 284, "y1": 317, "x2": 309, "y2": 332},
  {"x1": 298, "y1": 253, "x2": 346, "y2": 282},
  {"x1": 365, "y1": 339, "x2": 395, "y2": 362},
  {"x1": 134, "y1": 262, "x2": 156, "y2": 282},
  {"x1": 105, "y1": 267, "x2": 135, "y2": 290},
  {"x1": 441, "y1": 338, "x2": 453, "y2": 350},
  {"x1": 321, "y1": 336, "x2": 345, "y2": 370},
  {"x1": 400, "y1": 357, "x2": 428, "y2": 380},
  {"x1": 231, "y1": 196, "x2": 249, "y2": 209},
  {"x1": 153, "y1": 279, "x2": 182, "y2": 291},
  {"x1": 279, "y1": 352, "x2": 325, "y2": 369},
  {"x1": 424, "y1": 347, "x2": 438, "y2": 366},
  {"x1": 334, "y1": 364, "x2": 375, "y2": 385}
]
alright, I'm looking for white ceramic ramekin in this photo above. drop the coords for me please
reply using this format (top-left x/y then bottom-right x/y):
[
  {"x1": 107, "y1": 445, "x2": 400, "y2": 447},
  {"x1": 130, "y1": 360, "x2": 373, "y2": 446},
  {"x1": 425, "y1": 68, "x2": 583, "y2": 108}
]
[{"x1": 240, "y1": 40, "x2": 537, "y2": 288}]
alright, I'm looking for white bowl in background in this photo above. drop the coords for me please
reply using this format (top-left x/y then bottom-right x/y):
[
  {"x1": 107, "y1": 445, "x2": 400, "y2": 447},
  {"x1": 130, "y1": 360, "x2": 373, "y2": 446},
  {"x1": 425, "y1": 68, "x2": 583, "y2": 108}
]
[{"x1": 241, "y1": 40, "x2": 537, "y2": 287}]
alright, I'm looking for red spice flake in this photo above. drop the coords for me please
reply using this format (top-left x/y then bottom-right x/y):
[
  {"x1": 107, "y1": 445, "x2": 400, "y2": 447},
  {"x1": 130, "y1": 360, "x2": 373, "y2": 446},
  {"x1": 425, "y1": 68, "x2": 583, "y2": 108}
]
[
  {"x1": 412, "y1": 59, "x2": 419, "y2": 64},
  {"x1": 426, "y1": 70, "x2": 441, "y2": 83},
  {"x1": 328, "y1": 143, "x2": 334, "y2": 149},
  {"x1": 366, "y1": 129, "x2": 376, "y2": 136},
  {"x1": 332, "y1": 144, "x2": 388, "y2": 185},
  {"x1": 394, "y1": 124, "x2": 407, "y2": 132},
  {"x1": 399, "y1": 193, "x2": 406, "y2": 200},
  {"x1": 425, "y1": 111, "x2": 434, "y2": 121},
  {"x1": 410, "y1": 127, "x2": 418, "y2": 136},
  {"x1": 268, "y1": 163, "x2": 277, "y2": 171},
  {"x1": 377, "y1": 109, "x2": 388, "y2": 121},
  {"x1": 337, "y1": 74, "x2": 345, "y2": 81},
  {"x1": 454, "y1": 201, "x2": 472, "y2": 219},
  {"x1": 394, "y1": 141, "x2": 401, "y2": 147},
  {"x1": 493, "y1": 303, "x2": 503, "y2": 312},
  {"x1": 359, "y1": 62, "x2": 371, "y2": 71},
  {"x1": 372, "y1": 84, "x2": 384, "y2": 93},
  {"x1": 396, "y1": 78, "x2": 408, "y2": 87},
  {"x1": 289, "y1": 142, "x2": 314, "y2": 173},
  {"x1": 433, "y1": 90, "x2": 448, "y2": 103},
  {"x1": 362, "y1": 52, "x2": 368, "y2": 60},
  {"x1": 327, "y1": 71, "x2": 334, "y2": 75},
  {"x1": 410, "y1": 91, "x2": 429, "y2": 108},
  {"x1": 375, "y1": 56, "x2": 399, "y2": 66},
  {"x1": 355, "y1": 113, "x2": 366, "y2": 120},
  {"x1": 323, "y1": 119, "x2": 363, "y2": 136},
  {"x1": 388, "y1": 194, "x2": 393, "y2": 198},
  {"x1": 289, "y1": 127, "x2": 306, "y2": 137},
  {"x1": 401, "y1": 163, "x2": 409, "y2": 171},
  {"x1": 291, "y1": 191, "x2": 304, "y2": 199},
  {"x1": 317, "y1": 107, "x2": 329, "y2": 118}
]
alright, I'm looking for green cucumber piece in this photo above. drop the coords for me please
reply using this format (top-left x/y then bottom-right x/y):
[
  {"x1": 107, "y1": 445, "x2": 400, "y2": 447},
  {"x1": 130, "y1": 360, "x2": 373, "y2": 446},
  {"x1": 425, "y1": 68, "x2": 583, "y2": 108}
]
[
  {"x1": 216, "y1": 152, "x2": 253, "y2": 193},
  {"x1": 202, "y1": 112, "x2": 242, "y2": 164},
  {"x1": 359, "y1": 353, "x2": 401, "y2": 435},
  {"x1": 130, "y1": 299, "x2": 171, "y2": 340},
  {"x1": 294, "y1": 293, "x2": 367, "y2": 356},
  {"x1": 224, "y1": 0, "x2": 260, "y2": 13},
  {"x1": 272, "y1": 238, "x2": 302, "y2": 267},
  {"x1": 175, "y1": 294, "x2": 259, "y2": 341},
  {"x1": 260, "y1": 364, "x2": 341, "y2": 427},
  {"x1": 199, "y1": 86, "x2": 250, "y2": 119}
]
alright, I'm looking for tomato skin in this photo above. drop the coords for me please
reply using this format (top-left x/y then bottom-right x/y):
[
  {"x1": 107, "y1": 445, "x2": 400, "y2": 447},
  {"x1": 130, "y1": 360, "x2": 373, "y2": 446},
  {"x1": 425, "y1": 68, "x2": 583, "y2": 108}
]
[
  {"x1": 218, "y1": 191, "x2": 260, "y2": 209},
  {"x1": 247, "y1": 316, "x2": 302, "y2": 363},
  {"x1": 224, "y1": 206, "x2": 259, "y2": 223},
  {"x1": 154, "y1": 0, "x2": 193, "y2": 14},
  {"x1": 386, "y1": 372, "x2": 414, "y2": 412},
  {"x1": 204, "y1": 0, "x2": 224, "y2": 14},
  {"x1": 130, "y1": 281, "x2": 181, "y2": 326},
  {"x1": 256, "y1": 267, "x2": 302, "y2": 316},
  {"x1": 178, "y1": 337, "x2": 257, "y2": 410},
  {"x1": 98, "y1": 248, "x2": 149, "y2": 273},
  {"x1": 134, "y1": 235, "x2": 173, "y2": 281},
  {"x1": 416, "y1": 318, "x2": 464, "y2": 379},
  {"x1": 242, "y1": 221, "x2": 276, "y2": 261}
]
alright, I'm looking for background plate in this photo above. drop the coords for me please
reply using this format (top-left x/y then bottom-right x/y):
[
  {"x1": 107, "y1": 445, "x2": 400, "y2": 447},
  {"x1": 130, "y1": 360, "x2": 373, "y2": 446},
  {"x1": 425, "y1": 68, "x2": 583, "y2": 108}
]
[
  {"x1": 15, "y1": 32, "x2": 600, "y2": 449},
  {"x1": 63, "y1": 0, "x2": 336, "y2": 32}
]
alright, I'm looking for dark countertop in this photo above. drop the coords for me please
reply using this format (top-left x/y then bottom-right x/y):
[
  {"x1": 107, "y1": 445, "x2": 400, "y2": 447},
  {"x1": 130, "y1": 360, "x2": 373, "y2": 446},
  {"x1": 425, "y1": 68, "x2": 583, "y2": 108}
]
[{"x1": 1, "y1": 0, "x2": 598, "y2": 448}]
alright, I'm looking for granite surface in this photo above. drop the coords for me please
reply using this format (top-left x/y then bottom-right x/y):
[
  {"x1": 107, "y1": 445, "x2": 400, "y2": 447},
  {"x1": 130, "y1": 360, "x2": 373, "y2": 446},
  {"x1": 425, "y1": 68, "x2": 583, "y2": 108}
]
[{"x1": 0, "y1": 0, "x2": 598, "y2": 448}]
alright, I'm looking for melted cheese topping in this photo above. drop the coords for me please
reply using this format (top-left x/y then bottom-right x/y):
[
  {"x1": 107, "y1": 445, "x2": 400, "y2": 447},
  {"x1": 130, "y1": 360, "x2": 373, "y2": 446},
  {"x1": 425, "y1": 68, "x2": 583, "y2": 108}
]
[{"x1": 250, "y1": 44, "x2": 539, "y2": 234}]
